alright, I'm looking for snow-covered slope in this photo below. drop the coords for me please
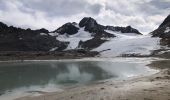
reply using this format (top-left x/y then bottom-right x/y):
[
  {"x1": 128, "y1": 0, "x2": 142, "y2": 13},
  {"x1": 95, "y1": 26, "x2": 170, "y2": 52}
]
[
  {"x1": 56, "y1": 27, "x2": 93, "y2": 50},
  {"x1": 47, "y1": 16, "x2": 170, "y2": 57},
  {"x1": 93, "y1": 30, "x2": 161, "y2": 57},
  {"x1": 51, "y1": 27, "x2": 162, "y2": 57}
]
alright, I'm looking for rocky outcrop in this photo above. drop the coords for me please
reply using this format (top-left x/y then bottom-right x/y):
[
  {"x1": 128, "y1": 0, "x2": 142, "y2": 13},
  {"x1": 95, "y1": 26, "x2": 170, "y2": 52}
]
[
  {"x1": 78, "y1": 38, "x2": 107, "y2": 50},
  {"x1": 79, "y1": 17, "x2": 104, "y2": 32},
  {"x1": 53, "y1": 22, "x2": 79, "y2": 35},
  {"x1": 151, "y1": 14, "x2": 170, "y2": 46},
  {"x1": 159, "y1": 15, "x2": 170, "y2": 28},
  {"x1": 105, "y1": 26, "x2": 142, "y2": 34},
  {"x1": 152, "y1": 14, "x2": 170, "y2": 38},
  {"x1": 79, "y1": 17, "x2": 115, "y2": 38},
  {"x1": 0, "y1": 22, "x2": 68, "y2": 51},
  {"x1": 78, "y1": 17, "x2": 141, "y2": 35},
  {"x1": 35, "y1": 28, "x2": 49, "y2": 34}
]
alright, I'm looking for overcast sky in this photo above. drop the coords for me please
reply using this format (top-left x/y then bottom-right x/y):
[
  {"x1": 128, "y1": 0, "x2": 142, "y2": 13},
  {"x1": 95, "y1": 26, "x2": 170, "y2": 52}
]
[{"x1": 0, "y1": 0, "x2": 170, "y2": 34}]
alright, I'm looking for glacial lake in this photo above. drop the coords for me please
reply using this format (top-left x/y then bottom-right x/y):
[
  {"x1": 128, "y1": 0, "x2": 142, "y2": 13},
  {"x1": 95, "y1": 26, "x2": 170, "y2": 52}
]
[{"x1": 0, "y1": 58, "x2": 157, "y2": 100}]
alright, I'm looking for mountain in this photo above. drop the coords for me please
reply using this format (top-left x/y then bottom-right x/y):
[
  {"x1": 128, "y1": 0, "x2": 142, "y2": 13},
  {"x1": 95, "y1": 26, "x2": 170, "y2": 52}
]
[
  {"x1": 0, "y1": 22, "x2": 68, "y2": 51},
  {"x1": 151, "y1": 14, "x2": 170, "y2": 46},
  {"x1": 152, "y1": 14, "x2": 170, "y2": 38},
  {"x1": 53, "y1": 17, "x2": 141, "y2": 37},
  {"x1": 53, "y1": 17, "x2": 116, "y2": 38},
  {"x1": 51, "y1": 17, "x2": 142, "y2": 51},
  {"x1": 1, "y1": 17, "x2": 156, "y2": 58},
  {"x1": 49, "y1": 17, "x2": 162, "y2": 57}
]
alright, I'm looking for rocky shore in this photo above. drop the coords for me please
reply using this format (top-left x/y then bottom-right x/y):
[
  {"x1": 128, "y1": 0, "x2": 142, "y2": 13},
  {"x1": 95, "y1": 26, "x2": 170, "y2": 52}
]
[{"x1": 0, "y1": 50, "x2": 99, "y2": 61}]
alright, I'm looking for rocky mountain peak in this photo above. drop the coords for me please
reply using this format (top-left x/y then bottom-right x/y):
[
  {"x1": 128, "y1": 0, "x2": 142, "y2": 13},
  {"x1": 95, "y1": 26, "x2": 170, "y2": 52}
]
[
  {"x1": 79, "y1": 17, "x2": 98, "y2": 28},
  {"x1": 151, "y1": 14, "x2": 170, "y2": 38},
  {"x1": 79, "y1": 17, "x2": 100, "y2": 33},
  {"x1": 159, "y1": 14, "x2": 170, "y2": 28}
]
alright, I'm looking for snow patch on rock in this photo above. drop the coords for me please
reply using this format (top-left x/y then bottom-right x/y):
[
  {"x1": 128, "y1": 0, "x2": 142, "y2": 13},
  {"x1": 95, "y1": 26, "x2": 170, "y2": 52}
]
[
  {"x1": 165, "y1": 27, "x2": 170, "y2": 33},
  {"x1": 40, "y1": 33, "x2": 47, "y2": 36},
  {"x1": 50, "y1": 47, "x2": 59, "y2": 51},
  {"x1": 49, "y1": 33, "x2": 58, "y2": 36}
]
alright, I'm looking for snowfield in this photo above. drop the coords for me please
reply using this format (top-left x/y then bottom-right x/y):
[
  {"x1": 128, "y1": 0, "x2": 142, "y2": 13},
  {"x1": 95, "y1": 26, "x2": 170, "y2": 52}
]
[
  {"x1": 55, "y1": 28, "x2": 93, "y2": 50},
  {"x1": 51, "y1": 27, "x2": 163, "y2": 57},
  {"x1": 93, "y1": 30, "x2": 161, "y2": 57}
]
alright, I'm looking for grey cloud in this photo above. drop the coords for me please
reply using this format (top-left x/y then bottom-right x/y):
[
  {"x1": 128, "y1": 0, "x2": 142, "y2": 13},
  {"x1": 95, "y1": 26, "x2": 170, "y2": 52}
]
[
  {"x1": 137, "y1": 0, "x2": 170, "y2": 15},
  {"x1": 149, "y1": 0, "x2": 170, "y2": 9},
  {"x1": 18, "y1": 0, "x2": 102, "y2": 17},
  {"x1": 0, "y1": 0, "x2": 169, "y2": 33},
  {"x1": 0, "y1": 1, "x2": 8, "y2": 10}
]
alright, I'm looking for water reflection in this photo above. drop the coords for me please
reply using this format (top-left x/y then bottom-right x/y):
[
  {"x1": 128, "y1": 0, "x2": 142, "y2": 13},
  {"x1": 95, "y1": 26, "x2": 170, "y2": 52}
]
[
  {"x1": 0, "y1": 60, "x2": 155, "y2": 100},
  {"x1": 0, "y1": 61, "x2": 115, "y2": 94}
]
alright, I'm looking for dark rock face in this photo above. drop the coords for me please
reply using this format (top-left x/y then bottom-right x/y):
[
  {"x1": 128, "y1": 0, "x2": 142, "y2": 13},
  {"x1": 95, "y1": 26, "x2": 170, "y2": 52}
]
[
  {"x1": 0, "y1": 22, "x2": 8, "y2": 30},
  {"x1": 54, "y1": 23, "x2": 79, "y2": 35},
  {"x1": 78, "y1": 38, "x2": 107, "y2": 50},
  {"x1": 79, "y1": 17, "x2": 115, "y2": 38},
  {"x1": 79, "y1": 17, "x2": 99, "y2": 32},
  {"x1": 105, "y1": 26, "x2": 142, "y2": 34},
  {"x1": 35, "y1": 28, "x2": 49, "y2": 33},
  {"x1": 78, "y1": 17, "x2": 141, "y2": 36},
  {"x1": 151, "y1": 14, "x2": 170, "y2": 46},
  {"x1": 159, "y1": 15, "x2": 170, "y2": 28},
  {"x1": 0, "y1": 22, "x2": 68, "y2": 51},
  {"x1": 152, "y1": 14, "x2": 170, "y2": 38}
]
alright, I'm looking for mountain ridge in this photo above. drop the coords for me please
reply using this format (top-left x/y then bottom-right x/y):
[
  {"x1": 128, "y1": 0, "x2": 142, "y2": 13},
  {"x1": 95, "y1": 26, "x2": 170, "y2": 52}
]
[
  {"x1": 0, "y1": 14, "x2": 170, "y2": 58},
  {"x1": 0, "y1": 17, "x2": 142, "y2": 52}
]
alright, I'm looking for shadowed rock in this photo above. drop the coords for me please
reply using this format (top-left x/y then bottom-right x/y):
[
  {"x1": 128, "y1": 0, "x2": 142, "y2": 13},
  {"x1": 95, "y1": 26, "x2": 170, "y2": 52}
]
[
  {"x1": 151, "y1": 14, "x2": 170, "y2": 46},
  {"x1": 78, "y1": 38, "x2": 108, "y2": 50},
  {"x1": 152, "y1": 14, "x2": 170, "y2": 38},
  {"x1": 106, "y1": 26, "x2": 142, "y2": 34},
  {"x1": 79, "y1": 17, "x2": 115, "y2": 38},
  {"x1": 54, "y1": 22, "x2": 79, "y2": 35},
  {"x1": 159, "y1": 15, "x2": 170, "y2": 28},
  {"x1": 0, "y1": 22, "x2": 68, "y2": 51}
]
